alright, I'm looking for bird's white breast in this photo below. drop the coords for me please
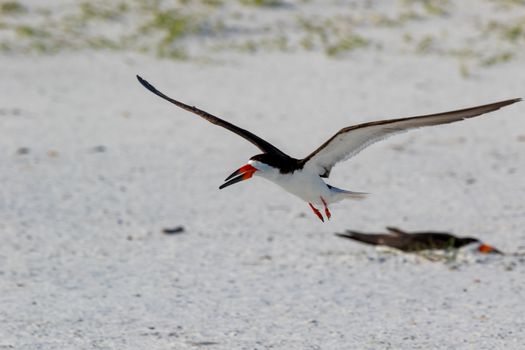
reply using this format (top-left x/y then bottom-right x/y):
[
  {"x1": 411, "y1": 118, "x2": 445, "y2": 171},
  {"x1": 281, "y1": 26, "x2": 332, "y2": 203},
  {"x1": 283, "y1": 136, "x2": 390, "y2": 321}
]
[{"x1": 249, "y1": 160, "x2": 331, "y2": 205}]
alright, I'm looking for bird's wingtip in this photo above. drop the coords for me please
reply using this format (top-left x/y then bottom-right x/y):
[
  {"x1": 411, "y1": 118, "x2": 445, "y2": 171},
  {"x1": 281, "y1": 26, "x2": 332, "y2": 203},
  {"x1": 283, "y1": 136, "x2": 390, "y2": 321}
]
[
  {"x1": 136, "y1": 75, "x2": 156, "y2": 92},
  {"x1": 336, "y1": 230, "x2": 360, "y2": 238},
  {"x1": 502, "y1": 97, "x2": 522, "y2": 106},
  {"x1": 335, "y1": 232, "x2": 350, "y2": 238},
  {"x1": 493, "y1": 97, "x2": 522, "y2": 108}
]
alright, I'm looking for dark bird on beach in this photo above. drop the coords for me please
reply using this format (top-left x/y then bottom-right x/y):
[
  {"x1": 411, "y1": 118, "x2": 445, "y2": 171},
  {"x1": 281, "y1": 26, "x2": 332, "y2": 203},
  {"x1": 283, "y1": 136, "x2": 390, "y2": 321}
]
[
  {"x1": 137, "y1": 75, "x2": 520, "y2": 222},
  {"x1": 336, "y1": 227, "x2": 503, "y2": 254}
]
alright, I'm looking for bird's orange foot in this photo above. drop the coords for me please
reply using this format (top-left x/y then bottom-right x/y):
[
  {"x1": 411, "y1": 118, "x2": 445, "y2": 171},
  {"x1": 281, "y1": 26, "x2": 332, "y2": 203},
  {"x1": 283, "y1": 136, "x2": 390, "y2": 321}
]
[
  {"x1": 309, "y1": 203, "x2": 324, "y2": 222},
  {"x1": 320, "y1": 197, "x2": 331, "y2": 220}
]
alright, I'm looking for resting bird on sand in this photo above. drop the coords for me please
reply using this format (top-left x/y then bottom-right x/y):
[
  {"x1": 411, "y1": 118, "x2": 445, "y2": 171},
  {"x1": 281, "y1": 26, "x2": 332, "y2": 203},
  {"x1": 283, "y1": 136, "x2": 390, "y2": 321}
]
[
  {"x1": 137, "y1": 75, "x2": 520, "y2": 222},
  {"x1": 336, "y1": 227, "x2": 503, "y2": 254}
]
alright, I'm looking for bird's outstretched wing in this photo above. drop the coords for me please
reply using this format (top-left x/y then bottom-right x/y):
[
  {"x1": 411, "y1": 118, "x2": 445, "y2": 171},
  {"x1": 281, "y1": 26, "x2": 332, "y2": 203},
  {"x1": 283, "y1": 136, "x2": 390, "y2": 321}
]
[
  {"x1": 385, "y1": 227, "x2": 408, "y2": 236},
  {"x1": 137, "y1": 75, "x2": 289, "y2": 157},
  {"x1": 301, "y1": 98, "x2": 521, "y2": 177}
]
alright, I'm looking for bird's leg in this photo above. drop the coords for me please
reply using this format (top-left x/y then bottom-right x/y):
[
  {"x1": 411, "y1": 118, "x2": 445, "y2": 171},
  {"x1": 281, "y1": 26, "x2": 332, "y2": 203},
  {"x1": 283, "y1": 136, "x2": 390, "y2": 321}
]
[
  {"x1": 320, "y1": 197, "x2": 331, "y2": 220},
  {"x1": 308, "y1": 203, "x2": 324, "y2": 222}
]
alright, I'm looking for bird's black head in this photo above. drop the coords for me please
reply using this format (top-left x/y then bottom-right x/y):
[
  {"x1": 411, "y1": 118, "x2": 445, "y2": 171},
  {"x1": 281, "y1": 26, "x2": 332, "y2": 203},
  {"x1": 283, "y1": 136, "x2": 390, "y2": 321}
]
[
  {"x1": 250, "y1": 153, "x2": 300, "y2": 174},
  {"x1": 455, "y1": 237, "x2": 480, "y2": 247},
  {"x1": 219, "y1": 153, "x2": 300, "y2": 190}
]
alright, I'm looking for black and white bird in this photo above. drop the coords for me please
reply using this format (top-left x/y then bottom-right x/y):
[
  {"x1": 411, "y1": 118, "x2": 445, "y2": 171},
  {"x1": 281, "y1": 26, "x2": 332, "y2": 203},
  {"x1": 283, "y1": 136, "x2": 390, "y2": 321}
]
[
  {"x1": 137, "y1": 75, "x2": 520, "y2": 222},
  {"x1": 336, "y1": 227, "x2": 503, "y2": 254}
]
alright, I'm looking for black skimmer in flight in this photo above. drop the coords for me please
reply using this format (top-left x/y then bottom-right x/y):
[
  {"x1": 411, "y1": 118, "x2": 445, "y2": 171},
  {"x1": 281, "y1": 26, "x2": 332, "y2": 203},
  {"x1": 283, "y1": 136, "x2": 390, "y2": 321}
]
[
  {"x1": 336, "y1": 227, "x2": 503, "y2": 254},
  {"x1": 137, "y1": 75, "x2": 520, "y2": 222}
]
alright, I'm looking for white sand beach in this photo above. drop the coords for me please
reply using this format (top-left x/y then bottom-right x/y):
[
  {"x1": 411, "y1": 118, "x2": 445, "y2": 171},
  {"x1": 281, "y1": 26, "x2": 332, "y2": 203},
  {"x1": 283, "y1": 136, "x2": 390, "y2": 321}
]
[{"x1": 1, "y1": 1, "x2": 524, "y2": 348}]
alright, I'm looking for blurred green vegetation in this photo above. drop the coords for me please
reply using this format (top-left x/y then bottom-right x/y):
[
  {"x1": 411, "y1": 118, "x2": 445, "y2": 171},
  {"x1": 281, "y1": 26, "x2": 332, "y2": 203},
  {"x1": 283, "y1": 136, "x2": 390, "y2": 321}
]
[
  {"x1": 238, "y1": 0, "x2": 283, "y2": 6},
  {"x1": 0, "y1": 1, "x2": 27, "y2": 15},
  {"x1": 0, "y1": 0, "x2": 523, "y2": 76}
]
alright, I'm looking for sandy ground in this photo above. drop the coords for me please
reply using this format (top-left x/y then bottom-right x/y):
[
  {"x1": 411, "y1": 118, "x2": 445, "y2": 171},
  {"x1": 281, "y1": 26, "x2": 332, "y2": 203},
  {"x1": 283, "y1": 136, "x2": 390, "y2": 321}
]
[{"x1": 1, "y1": 1, "x2": 525, "y2": 349}]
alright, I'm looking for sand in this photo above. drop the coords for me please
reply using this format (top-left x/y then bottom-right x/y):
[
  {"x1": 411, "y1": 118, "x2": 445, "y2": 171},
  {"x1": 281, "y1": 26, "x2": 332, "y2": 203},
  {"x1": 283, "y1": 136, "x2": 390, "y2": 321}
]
[{"x1": 1, "y1": 1, "x2": 524, "y2": 349}]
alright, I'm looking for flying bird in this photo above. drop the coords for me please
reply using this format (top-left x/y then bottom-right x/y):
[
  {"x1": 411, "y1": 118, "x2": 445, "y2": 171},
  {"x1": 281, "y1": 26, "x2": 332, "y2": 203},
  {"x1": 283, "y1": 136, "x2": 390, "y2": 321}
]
[
  {"x1": 336, "y1": 227, "x2": 503, "y2": 254},
  {"x1": 136, "y1": 75, "x2": 520, "y2": 222}
]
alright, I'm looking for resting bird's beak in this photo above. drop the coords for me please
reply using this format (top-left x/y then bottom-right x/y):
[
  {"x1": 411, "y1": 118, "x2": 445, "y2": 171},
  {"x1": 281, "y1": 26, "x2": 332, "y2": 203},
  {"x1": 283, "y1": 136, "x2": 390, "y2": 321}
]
[
  {"x1": 219, "y1": 164, "x2": 257, "y2": 189},
  {"x1": 478, "y1": 243, "x2": 503, "y2": 255}
]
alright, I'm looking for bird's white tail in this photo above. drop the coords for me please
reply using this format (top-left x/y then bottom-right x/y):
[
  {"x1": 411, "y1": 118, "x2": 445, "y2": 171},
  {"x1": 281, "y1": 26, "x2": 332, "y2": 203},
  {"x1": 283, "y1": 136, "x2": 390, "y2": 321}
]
[{"x1": 328, "y1": 185, "x2": 368, "y2": 201}]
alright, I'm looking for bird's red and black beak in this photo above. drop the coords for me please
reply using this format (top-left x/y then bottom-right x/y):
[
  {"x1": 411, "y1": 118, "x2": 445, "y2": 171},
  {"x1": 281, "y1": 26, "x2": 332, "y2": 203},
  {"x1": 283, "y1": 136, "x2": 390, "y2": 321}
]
[
  {"x1": 219, "y1": 164, "x2": 257, "y2": 189},
  {"x1": 478, "y1": 243, "x2": 503, "y2": 255}
]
